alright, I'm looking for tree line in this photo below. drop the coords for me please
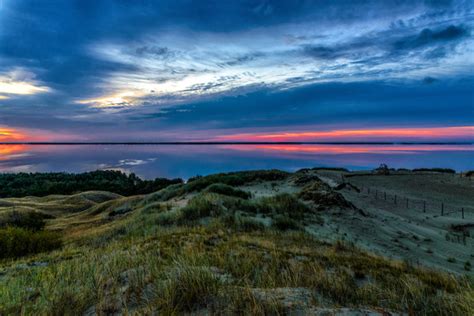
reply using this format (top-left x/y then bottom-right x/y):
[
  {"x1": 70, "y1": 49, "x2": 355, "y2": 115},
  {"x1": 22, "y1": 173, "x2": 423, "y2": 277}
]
[{"x1": 0, "y1": 170, "x2": 183, "y2": 197}]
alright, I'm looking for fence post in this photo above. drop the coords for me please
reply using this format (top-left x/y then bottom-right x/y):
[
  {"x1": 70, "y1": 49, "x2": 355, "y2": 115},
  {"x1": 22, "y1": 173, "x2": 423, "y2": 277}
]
[
  {"x1": 462, "y1": 207, "x2": 464, "y2": 219},
  {"x1": 441, "y1": 203, "x2": 444, "y2": 216},
  {"x1": 423, "y1": 201, "x2": 426, "y2": 213}
]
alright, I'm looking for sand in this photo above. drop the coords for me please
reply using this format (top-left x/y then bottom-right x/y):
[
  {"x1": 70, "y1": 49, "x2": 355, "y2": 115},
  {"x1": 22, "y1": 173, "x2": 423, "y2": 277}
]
[{"x1": 307, "y1": 170, "x2": 473, "y2": 275}]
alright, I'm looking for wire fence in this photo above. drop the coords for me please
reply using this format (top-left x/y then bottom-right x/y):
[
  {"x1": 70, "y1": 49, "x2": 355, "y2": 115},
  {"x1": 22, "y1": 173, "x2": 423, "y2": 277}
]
[{"x1": 338, "y1": 177, "x2": 473, "y2": 219}]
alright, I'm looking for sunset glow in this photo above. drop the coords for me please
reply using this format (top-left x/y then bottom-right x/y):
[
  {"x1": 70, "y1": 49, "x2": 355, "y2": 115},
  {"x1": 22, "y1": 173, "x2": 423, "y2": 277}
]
[
  {"x1": 0, "y1": 128, "x2": 27, "y2": 142},
  {"x1": 220, "y1": 144, "x2": 474, "y2": 155},
  {"x1": 217, "y1": 126, "x2": 474, "y2": 142},
  {"x1": 0, "y1": 1, "x2": 472, "y2": 142}
]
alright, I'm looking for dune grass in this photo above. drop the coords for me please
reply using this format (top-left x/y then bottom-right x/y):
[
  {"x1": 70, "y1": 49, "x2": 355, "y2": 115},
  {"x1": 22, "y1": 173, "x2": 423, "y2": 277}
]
[
  {"x1": 1, "y1": 222, "x2": 472, "y2": 315},
  {"x1": 0, "y1": 169, "x2": 473, "y2": 315}
]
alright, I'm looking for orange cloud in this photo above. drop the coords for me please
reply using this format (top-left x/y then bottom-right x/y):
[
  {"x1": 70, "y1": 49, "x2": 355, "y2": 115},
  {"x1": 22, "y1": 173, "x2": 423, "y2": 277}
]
[
  {"x1": 0, "y1": 126, "x2": 81, "y2": 143},
  {"x1": 217, "y1": 126, "x2": 474, "y2": 142},
  {"x1": 0, "y1": 128, "x2": 28, "y2": 142}
]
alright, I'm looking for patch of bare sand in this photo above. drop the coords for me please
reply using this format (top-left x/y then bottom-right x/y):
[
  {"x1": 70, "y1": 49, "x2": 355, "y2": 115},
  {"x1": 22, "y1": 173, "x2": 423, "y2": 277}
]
[{"x1": 309, "y1": 171, "x2": 473, "y2": 275}]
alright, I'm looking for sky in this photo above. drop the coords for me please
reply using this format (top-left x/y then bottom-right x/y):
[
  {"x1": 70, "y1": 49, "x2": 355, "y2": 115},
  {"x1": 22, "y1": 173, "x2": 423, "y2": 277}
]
[{"x1": 0, "y1": 0, "x2": 473, "y2": 142}]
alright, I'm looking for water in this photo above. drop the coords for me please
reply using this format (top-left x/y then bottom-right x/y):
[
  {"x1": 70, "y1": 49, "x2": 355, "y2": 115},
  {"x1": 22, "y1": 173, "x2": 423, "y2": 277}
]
[{"x1": 0, "y1": 144, "x2": 472, "y2": 179}]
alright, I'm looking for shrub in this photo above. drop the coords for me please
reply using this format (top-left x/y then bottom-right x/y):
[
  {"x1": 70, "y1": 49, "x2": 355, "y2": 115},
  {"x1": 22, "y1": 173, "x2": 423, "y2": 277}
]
[
  {"x1": 0, "y1": 227, "x2": 62, "y2": 259},
  {"x1": 312, "y1": 167, "x2": 349, "y2": 172},
  {"x1": 185, "y1": 170, "x2": 289, "y2": 193},
  {"x1": 108, "y1": 203, "x2": 133, "y2": 217},
  {"x1": 299, "y1": 182, "x2": 353, "y2": 210},
  {"x1": 222, "y1": 214, "x2": 266, "y2": 231},
  {"x1": 412, "y1": 168, "x2": 455, "y2": 174},
  {"x1": 0, "y1": 211, "x2": 50, "y2": 231},
  {"x1": 465, "y1": 261, "x2": 471, "y2": 271},
  {"x1": 160, "y1": 260, "x2": 221, "y2": 312},
  {"x1": 155, "y1": 211, "x2": 181, "y2": 226},
  {"x1": 205, "y1": 183, "x2": 251, "y2": 199},
  {"x1": 180, "y1": 194, "x2": 223, "y2": 222},
  {"x1": 257, "y1": 193, "x2": 311, "y2": 219},
  {"x1": 272, "y1": 215, "x2": 300, "y2": 231}
]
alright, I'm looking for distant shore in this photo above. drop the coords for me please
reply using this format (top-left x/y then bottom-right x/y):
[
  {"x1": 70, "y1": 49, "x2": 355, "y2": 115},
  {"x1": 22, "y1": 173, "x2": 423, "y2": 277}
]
[{"x1": 1, "y1": 141, "x2": 473, "y2": 145}]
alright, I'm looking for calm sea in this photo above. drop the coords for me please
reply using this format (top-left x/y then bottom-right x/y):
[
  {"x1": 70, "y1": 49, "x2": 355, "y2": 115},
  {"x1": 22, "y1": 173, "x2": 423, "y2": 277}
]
[{"x1": 0, "y1": 144, "x2": 472, "y2": 179}]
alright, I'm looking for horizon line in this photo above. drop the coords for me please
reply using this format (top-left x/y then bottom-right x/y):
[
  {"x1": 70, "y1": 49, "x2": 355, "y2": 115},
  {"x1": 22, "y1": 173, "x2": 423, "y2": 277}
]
[{"x1": 1, "y1": 141, "x2": 473, "y2": 146}]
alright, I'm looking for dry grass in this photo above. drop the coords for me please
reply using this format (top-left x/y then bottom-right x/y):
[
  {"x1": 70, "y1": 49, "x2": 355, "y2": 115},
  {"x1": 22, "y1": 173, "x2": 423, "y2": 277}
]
[{"x1": 0, "y1": 169, "x2": 472, "y2": 315}]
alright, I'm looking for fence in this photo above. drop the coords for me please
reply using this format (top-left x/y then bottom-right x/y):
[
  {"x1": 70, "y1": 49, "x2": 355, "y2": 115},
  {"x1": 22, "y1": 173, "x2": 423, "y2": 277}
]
[{"x1": 341, "y1": 181, "x2": 473, "y2": 219}]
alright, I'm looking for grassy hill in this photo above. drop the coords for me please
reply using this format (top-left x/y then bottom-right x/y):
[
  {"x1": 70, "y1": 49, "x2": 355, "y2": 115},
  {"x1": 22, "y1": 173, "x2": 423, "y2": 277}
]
[{"x1": 0, "y1": 169, "x2": 472, "y2": 315}]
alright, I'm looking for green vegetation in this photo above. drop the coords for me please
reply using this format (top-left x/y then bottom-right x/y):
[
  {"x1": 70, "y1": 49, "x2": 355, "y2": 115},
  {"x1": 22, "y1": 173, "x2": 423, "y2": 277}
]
[
  {"x1": 185, "y1": 169, "x2": 288, "y2": 193},
  {"x1": 0, "y1": 170, "x2": 183, "y2": 197},
  {"x1": 0, "y1": 210, "x2": 51, "y2": 231},
  {"x1": 0, "y1": 226, "x2": 62, "y2": 259},
  {"x1": 205, "y1": 183, "x2": 251, "y2": 199},
  {"x1": 1, "y1": 223, "x2": 471, "y2": 315},
  {"x1": 312, "y1": 167, "x2": 350, "y2": 172},
  {"x1": 272, "y1": 215, "x2": 300, "y2": 230},
  {"x1": 0, "y1": 168, "x2": 472, "y2": 315},
  {"x1": 412, "y1": 168, "x2": 456, "y2": 174},
  {"x1": 0, "y1": 210, "x2": 62, "y2": 259},
  {"x1": 144, "y1": 169, "x2": 289, "y2": 204},
  {"x1": 465, "y1": 261, "x2": 472, "y2": 271}
]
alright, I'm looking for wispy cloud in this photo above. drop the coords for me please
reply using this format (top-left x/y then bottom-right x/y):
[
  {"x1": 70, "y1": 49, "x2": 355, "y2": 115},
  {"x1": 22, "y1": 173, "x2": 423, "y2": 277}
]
[
  {"x1": 79, "y1": 15, "x2": 473, "y2": 110},
  {"x1": 0, "y1": 1, "x2": 473, "y2": 141},
  {"x1": 0, "y1": 69, "x2": 51, "y2": 98}
]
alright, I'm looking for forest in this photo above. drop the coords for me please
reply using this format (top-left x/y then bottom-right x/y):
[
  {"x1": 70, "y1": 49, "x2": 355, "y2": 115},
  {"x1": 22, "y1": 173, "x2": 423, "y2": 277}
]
[{"x1": 0, "y1": 170, "x2": 183, "y2": 197}]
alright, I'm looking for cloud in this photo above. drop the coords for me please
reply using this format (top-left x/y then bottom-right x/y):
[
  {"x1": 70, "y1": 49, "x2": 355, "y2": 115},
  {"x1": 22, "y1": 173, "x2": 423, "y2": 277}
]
[
  {"x1": 0, "y1": 69, "x2": 51, "y2": 97},
  {"x1": 393, "y1": 25, "x2": 469, "y2": 50},
  {"x1": 423, "y1": 76, "x2": 438, "y2": 84},
  {"x1": 0, "y1": 1, "x2": 473, "y2": 141}
]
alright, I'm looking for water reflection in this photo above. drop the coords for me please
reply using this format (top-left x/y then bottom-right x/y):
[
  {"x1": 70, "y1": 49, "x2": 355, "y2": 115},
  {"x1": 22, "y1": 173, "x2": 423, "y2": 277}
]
[
  {"x1": 0, "y1": 145, "x2": 28, "y2": 161},
  {"x1": 0, "y1": 144, "x2": 472, "y2": 179}
]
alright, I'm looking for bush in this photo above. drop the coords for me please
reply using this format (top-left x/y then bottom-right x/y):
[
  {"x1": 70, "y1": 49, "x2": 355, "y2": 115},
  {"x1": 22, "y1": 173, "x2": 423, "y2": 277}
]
[
  {"x1": 412, "y1": 168, "x2": 455, "y2": 174},
  {"x1": 185, "y1": 170, "x2": 289, "y2": 193},
  {"x1": 205, "y1": 183, "x2": 251, "y2": 199},
  {"x1": 312, "y1": 167, "x2": 349, "y2": 172},
  {"x1": 180, "y1": 194, "x2": 224, "y2": 222},
  {"x1": 272, "y1": 215, "x2": 300, "y2": 231},
  {"x1": 161, "y1": 261, "x2": 221, "y2": 312},
  {"x1": 0, "y1": 211, "x2": 50, "y2": 231},
  {"x1": 465, "y1": 261, "x2": 471, "y2": 271},
  {"x1": 222, "y1": 214, "x2": 266, "y2": 231},
  {"x1": 0, "y1": 227, "x2": 62, "y2": 259},
  {"x1": 258, "y1": 193, "x2": 312, "y2": 219},
  {"x1": 155, "y1": 211, "x2": 181, "y2": 226}
]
